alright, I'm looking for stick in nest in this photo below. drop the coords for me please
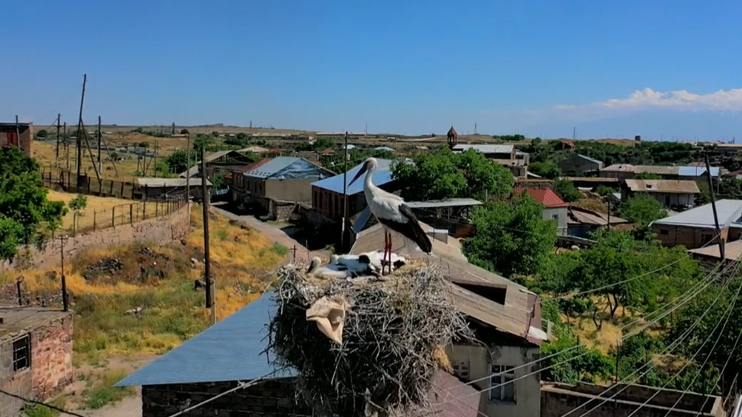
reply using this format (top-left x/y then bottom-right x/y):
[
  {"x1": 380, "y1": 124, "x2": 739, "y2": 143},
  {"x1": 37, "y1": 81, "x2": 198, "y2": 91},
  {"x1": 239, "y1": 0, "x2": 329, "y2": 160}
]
[{"x1": 266, "y1": 261, "x2": 473, "y2": 417}]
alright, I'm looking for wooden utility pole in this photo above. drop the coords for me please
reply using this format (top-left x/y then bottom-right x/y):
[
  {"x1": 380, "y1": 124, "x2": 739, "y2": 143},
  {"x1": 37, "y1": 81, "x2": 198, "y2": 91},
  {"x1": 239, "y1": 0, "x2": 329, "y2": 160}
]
[
  {"x1": 186, "y1": 133, "x2": 191, "y2": 201},
  {"x1": 705, "y1": 154, "x2": 725, "y2": 260},
  {"x1": 15, "y1": 115, "x2": 20, "y2": 152},
  {"x1": 64, "y1": 122, "x2": 69, "y2": 171},
  {"x1": 76, "y1": 74, "x2": 87, "y2": 187},
  {"x1": 97, "y1": 116, "x2": 102, "y2": 175},
  {"x1": 153, "y1": 138, "x2": 159, "y2": 178},
  {"x1": 201, "y1": 147, "x2": 215, "y2": 325},
  {"x1": 57, "y1": 235, "x2": 70, "y2": 312},
  {"x1": 55, "y1": 114, "x2": 61, "y2": 164},
  {"x1": 341, "y1": 132, "x2": 349, "y2": 250}
]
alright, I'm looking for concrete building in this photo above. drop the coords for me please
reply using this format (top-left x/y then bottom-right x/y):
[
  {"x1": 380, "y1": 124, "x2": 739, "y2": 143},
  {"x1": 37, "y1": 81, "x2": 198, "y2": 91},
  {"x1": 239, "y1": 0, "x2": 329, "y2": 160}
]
[
  {"x1": 599, "y1": 164, "x2": 720, "y2": 180},
  {"x1": 452, "y1": 144, "x2": 529, "y2": 178},
  {"x1": 231, "y1": 157, "x2": 335, "y2": 219},
  {"x1": 541, "y1": 382, "x2": 725, "y2": 417},
  {"x1": 311, "y1": 159, "x2": 396, "y2": 222},
  {"x1": 514, "y1": 188, "x2": 568, "y2": 235},
  {"x1": 557, "y1": 154, "x2": 604, "y2": 175},
  {"x1": 0, "y1": 307, "x2": 74, "y2": 417},
  {"x1": 651, "y1": 200, "x2": 742, "y2": 249},
  {"x1": 0, "y1": 122, "x2": 33, "y2": 157},
  {"x1": 622, "y1": 179, "x2": 700, "y2": 210},
  {"x1": 116, "y1": 293, "x2": 480, "y2": 417}
]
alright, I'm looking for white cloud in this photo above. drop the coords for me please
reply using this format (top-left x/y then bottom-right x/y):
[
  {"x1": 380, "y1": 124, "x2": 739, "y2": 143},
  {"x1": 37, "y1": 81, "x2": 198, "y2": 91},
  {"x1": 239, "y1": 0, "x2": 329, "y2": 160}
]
[{"x1": 556, "y1": 87, "x2": 742, "y2": 111}]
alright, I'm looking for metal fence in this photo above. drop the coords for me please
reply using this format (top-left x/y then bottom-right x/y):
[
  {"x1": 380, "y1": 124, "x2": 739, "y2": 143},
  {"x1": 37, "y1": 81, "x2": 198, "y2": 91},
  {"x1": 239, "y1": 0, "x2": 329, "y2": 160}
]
[
  {"x1": 41, "y1": 169, "x2": 138, "y2": 200},
  {"x1": 66, "y1": 198, "x2": 186, "y2": 236}
]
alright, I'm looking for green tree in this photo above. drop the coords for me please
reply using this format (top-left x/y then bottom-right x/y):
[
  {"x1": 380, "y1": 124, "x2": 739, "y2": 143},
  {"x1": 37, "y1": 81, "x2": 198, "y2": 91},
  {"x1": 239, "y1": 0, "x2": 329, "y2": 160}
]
[
  {"x1": 164, "y1": 150, "x2": 195, "y2": 173},
  {"x1": 462, "y1": 193, "x2": 557, "y2": 276},
  {"x1": 555, "y1": 179, "x2": 582, "y2": 202},
  {"x1": 69, "y1": 194, "x2": 87, "y2": 233},
  {"x1": 596, "y1": 185, "x2": 617, "y2": 196},
  {"x1": 529, "y1": 161, "x2": 562, "y2": 179},
  {"x1": 618, "y1": 194, "x2": 667, "y2": 227},
  {"x1": 0, "y1": 147, "x2": 67, "y2": 261},
  {"x1": 635, "y1": 172, "x2": 663, "y2": 180},
  {"x1": 314, "y1": 137, "x2": 336, "y2": 150},
  {"x1": 36, "y1": 129, "x2": 48, "y2": 139},
  {"x1": 392, "y1": 148, "x2": 514, "y2": 201},
  {"x1": 179, "y1": 128, "x2": 190, "y2": 135}
]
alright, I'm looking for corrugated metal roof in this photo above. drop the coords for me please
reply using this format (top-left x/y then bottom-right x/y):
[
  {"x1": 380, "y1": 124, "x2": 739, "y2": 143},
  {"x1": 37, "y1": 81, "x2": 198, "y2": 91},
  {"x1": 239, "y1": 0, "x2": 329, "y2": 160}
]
[
  {"x1": 401, "y1": 373, "x2": 479, "y2": 417},
  {"x1": 244, "y1": 157, "x2": 325, "y2": 179},
  {"x1": 624, "y1": 179, "x2": 700, "y2": 194},
  {"x1": 565, "y1": 177, "x2": 620, "y2": 183},
  {"x1": 404, "y1": 198, "x2": 483, "y2": 209},
  {"x1": 652, "y1": 199, "x2": 742, "y2": 228},
  {"x1": 452, "y1": 144, "x2": 514, "y2": 154},
  {"x1": 115, "y1": 292, "x2": 292, "y2": 387},
  {"x1": 689, "y1": 239, "x2": 742, "y2": 261},
  {"x1": 239, "y1": 146, "x2": 269, "y2": 153},
  {"x1": 678, "y1": 166, "x2": 720, "y2": 177},
  {"x1": 514, "y1": 188, "x2": 568, "y2": 208},
  {"x1": 375, "y1": 146, "x2": 394, "y2": 151},
  {"x1": 567, "y1": 206, "x2": 628, "y2": 226},
  {"x1": 577, "y1": 154, "x2": 603, "y2": 164},
  {"x1": 136, "y1": 177, "x2": 211, "y2": 187},
  {"x1": 602, "y1": 164, "x2": 720, "y2": 177},
  {"x1": 312, "y1": 159, "x2": 395, "y2": 195}
]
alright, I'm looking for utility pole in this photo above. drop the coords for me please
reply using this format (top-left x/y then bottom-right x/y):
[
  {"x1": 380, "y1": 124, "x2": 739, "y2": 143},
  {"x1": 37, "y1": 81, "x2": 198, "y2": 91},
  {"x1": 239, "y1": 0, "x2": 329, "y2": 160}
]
[
  {"x1": 153, "y1": 139, "x2": 158, "y2": 178},
  {"x1": 15, "y1": 115, "x2": 21, "y2": 154},
  {"x1": 201, "y1": 147, "x2": 215, "y2": 325},
  {"x1": 186, "y1": 132, "x2": 191, "y2": 201},
  {"x1": 341, "y1": 132, "x2": 349, "y2": 250},
  {"x1": 706, "y1": 154, "x2": 725, "y2": 261},
  {"x1": 57, "y1": 235, "x2": 69, "y2": 312},
  {"x1": 55, "y1": 114, "x2": 61, "y2": 165},
  {"x1": 64, "y1": 122, "x2": 69, "y2": 171},
  {"x1": 97, "y1": 116, "x2": 102, "y2": 175},
  {"x1": 76, "y1": 74, "x2": 87, "y2": 187}
]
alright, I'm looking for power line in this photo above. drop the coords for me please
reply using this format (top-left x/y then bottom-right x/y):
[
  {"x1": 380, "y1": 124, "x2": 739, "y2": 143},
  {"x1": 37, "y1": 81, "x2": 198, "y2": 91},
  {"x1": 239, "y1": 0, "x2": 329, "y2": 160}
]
[{"x1": 0, "y1": 387, "x2": 88, "y2": 417}]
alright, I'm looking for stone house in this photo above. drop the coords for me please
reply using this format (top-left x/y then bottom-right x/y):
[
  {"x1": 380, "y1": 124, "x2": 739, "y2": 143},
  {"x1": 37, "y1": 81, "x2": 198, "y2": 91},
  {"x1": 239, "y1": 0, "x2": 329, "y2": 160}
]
[
  {"x1": 451, "y1": 144, "x2": 529, "y2": 178},
  {"x1": 0, "y1": 307, "x2": 74, "y2": 417},
  {"x1": 230, "y1": 157, "x2": 335, "y2": 218},
  {"x1": 179, "y1": 149, "x2": 255, "y2": 178},
  {"x1": 599, "y1": 164, "x2": 720, "y2": 181},
  {"x1": 311, "y1": 159, "x2": 397, "y2": 223},
  {"x1": 566, "y1": 206, "x2": 630, "y2": 239},
  {"x1": 117, "y1": 293, "x2": 481, "y2": 417},
  {"x1": 651, "y1": 199, "x2": 742, "y2": 249},
  {"x1": 557, "y1": 154, "x2": 603, "y2": 176},
  {"x1": 622, "y1": 179, "x2": 700, "y2": 210},
  {"x1": 0, "y1": 122, "x2": 33, "y2": 157},
  {"x1": 134, "y1": 177, "x2": 211, "y2": 201},
  {"x1": 514, "y1": 187, "x2": 569, "y2": 236}
]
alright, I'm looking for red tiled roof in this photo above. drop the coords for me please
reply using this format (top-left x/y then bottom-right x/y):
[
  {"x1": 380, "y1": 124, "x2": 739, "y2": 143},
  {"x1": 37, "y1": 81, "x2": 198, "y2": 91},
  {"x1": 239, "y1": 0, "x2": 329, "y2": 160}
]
[
  {"x1": 319, "y1": 148, "x2": 335, "y2": 155},
  {"x1": 267, "y1": 149, "x2": 283, "y2": 154},
  {"x1": 562, "y1": 140, "x2": 575, "y2": 147},
  {"x1": 513, "y1": 187, "x2": 568, "y2": 208}
]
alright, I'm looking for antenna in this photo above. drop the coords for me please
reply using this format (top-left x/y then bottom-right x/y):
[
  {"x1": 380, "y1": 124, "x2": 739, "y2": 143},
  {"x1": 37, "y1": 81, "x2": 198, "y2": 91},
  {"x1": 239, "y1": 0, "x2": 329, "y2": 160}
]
[{"x1": 474, "y1": 122, "x2": 477, "y2": 135}]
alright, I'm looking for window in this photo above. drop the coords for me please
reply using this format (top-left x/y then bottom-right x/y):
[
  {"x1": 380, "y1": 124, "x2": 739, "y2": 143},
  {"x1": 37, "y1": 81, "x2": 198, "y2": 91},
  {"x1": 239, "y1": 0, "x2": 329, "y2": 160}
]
[
  {"x1": 452, "y1": 360, "x2": 470, "y2": 380},
  {"x1": 13, "y1": 334, "x2": 30, "y2": 373},
  {"x1": 702, "y1": 234, "x2": 713, "y2": 244},
  {"x1": 659, "y1": 229, "x2": 669, "y2": 235},
  {"x1": 552, "y1": 214, "x2": 559, "y2": 220},
  {"x1": 490, "y1": 365, "x2": 515, "y2": 403}
]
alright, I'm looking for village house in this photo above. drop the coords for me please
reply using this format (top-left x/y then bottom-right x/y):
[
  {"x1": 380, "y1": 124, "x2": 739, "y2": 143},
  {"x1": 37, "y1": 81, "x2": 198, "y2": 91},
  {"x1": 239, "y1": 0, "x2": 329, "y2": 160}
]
[
  {"x1": 599, "y1": 164, "x2": 720, "y2": 181},
  {"x1": 554, "y1": 140, "x2": 575, "y2": 151},
  {"x1": 116, "y1": 292, "x2": 481, "y2": 417},
  {"x1": 514, "y1": 188, "x2": 568, "y2": 235},
  {"x1": 134, "y1": 177, "x2": 211, "y2": 201},
  {"x1": 0, "y1": 122, "x2": 33, "y2": 157},
  {"x1": 651, "y1": 200, "x2": 742, "y2": 249},
  {"x1": 0, "y1": 307, "x2": 74, "y2": 417},
  {"x1": 179, "y1": 150, "x2": 255, "y2": 178},
  {"x1": 231, "y1": 157, "x2": 335, "y2": 219},
  {"x1": 311, "y1": 159, "x2": 397, "y2": 223},
  {"x1": 622, "y1": 179, "x2": 700, "y2": 210},
  {"x1": 557, "y1": 154, "x2": 604, "y2": 176},
  {"x1": 451, "y1": 144, "x2": 529, "y2": 178},
  {"x1": 566, "y1": 206, "x2": 630, "y2": 238}
]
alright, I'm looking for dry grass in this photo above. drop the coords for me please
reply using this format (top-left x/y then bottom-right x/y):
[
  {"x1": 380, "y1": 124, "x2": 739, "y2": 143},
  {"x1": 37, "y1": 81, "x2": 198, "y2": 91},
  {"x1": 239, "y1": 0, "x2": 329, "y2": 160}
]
[
  {"x1": 571, "y1": 198, "x2": 609, "y2": 214},
  {"x1": 562, "y1": 296, "x2": 635, "y2": 354},
  {"x1": 46, "y1": 190, "x2": 133, "y2": 232},
  {"x1": 0, "y1": 208, "x2": 286, "y2": 361}
]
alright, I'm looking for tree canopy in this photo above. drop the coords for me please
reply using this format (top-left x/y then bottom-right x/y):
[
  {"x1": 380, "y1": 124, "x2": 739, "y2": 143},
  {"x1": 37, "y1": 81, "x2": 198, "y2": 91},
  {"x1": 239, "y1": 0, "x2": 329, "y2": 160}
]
[
  {"x1": 529, "y1": 161, "x2": 561, "y2": 179},
  {"x1": 462, "y1": 193, "x2": 556, "y2": 276},
  {"x1": 0, "y1": 147, "x2": 67, "y2": 261},
  {"x1": 392, "y1": 148, "x2": 514, "y2": 201},
  {"x1": 618, "y1": 194, "x2": 668, "y2": 227}
]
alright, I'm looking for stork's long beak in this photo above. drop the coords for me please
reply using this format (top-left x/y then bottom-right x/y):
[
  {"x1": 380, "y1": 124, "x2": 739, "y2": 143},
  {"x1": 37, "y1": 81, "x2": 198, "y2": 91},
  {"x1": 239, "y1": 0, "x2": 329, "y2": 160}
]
[{"x1": 348, "y1": 163, "x2": 368, "y2": 186}]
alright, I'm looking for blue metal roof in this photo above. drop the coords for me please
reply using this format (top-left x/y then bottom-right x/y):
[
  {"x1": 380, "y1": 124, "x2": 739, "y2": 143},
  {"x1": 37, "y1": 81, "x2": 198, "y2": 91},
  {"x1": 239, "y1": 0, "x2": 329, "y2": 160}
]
[
  {"x1": 244, "y1": 157, "x2": 300, "y2": 179},
  {"x1": 312, "y1": 159, "x2": 395, "y2": 195},
  {"x1": 677, "y1": 166, "x2": 720, "y2": 177},
  {"x1": 115, "y1": 292, "x2": 293, "y2": 387},
  {"x1": 244, "y1": 157, "x2": 333, "y2": 180}
]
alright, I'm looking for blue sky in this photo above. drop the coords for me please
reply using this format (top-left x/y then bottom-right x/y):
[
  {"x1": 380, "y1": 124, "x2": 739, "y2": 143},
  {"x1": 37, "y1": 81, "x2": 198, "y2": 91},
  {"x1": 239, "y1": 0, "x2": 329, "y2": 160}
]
[{"x1": 2, "y1": 0, "x2": 741, "y2": 140}]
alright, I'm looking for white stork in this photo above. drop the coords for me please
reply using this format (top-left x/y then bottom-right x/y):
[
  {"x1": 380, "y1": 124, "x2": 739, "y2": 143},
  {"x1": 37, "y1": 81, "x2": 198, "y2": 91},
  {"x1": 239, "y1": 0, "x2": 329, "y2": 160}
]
[{"x1": 348, "y1": 157, "x2": 432, "y2": 275}]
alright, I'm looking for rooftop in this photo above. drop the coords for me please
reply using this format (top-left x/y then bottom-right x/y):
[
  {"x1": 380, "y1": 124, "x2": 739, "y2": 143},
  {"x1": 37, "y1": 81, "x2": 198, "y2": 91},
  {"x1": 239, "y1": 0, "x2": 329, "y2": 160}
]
[
  {"x1": 564, "y1": 177, "x2": 620, "y2": 183},
  {"x1": 239, "y1": 146, "x2": 269, "y2": 153},
  {"x1": 576, "y1": 154, "x2": 603, "y2": 164},
  {"x1": 404, "y1": 198, "x2": 483, "y2": 209},
  {"x1": 136, "y1": 177, "x2": 211, "y2": 187},
  {"x1": 312, "y1": 159, "x2": 395, "y2": 195},
  {"x1": 514, "y1": 187, "x2": 568, "y2": 208},
  {"x1": 624, "y1": 179, "x2": 700, "y2": 194},
  {"x1": 601, "y1": 164, "x2": 720, "y2": 177},
  {"x1": 244, "y1": 156, "x2": 334, "y2": 180},
  {"x1": 689, "y1": 239, "x2": 742, "y2": 261},
  {"x1": 0, "y1": 306, "x2": 72, "y2": 341},
  {"x1": 567, "y1": 206, "x2": 628, "y2": 226},
  {"x1": 452, "y1": 144, "x2": 514, "y2": 154},
  {"x1": 651, "y1": 199, "x2": 742, "y2": 229}
]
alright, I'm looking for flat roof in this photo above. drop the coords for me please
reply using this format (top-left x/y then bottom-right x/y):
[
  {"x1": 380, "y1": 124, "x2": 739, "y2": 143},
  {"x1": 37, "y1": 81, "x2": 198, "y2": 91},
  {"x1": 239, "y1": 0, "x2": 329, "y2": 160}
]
[
  {"x1": 452, "y1": 144, "x2": 514, "y2": 154},
  {"x1": 0, "y1": 306, "x2": 72, "y2": 341},
  {"x1": 136, "y1": 177, "x2": 211, "y2": 187},
  {"x1": 404, "y1": 198, "x2": 483, "y2": 209},
  {"x1": 624, "y1": 179, "x2": 700, "y2": 194}
]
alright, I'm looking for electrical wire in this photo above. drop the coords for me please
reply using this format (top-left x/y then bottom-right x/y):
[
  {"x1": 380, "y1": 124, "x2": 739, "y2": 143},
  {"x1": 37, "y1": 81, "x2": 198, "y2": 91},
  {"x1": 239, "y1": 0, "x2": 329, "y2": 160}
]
[{"x1": 0, "y1": 387, "x2": 88, "y2": 417}]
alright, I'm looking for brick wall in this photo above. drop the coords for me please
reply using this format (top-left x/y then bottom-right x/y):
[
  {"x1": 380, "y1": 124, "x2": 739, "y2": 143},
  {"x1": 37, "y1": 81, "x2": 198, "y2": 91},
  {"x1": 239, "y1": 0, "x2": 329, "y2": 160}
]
[
  {"x1": 541, "y1": 382, "x2": 724, "y2": 417},
  {"x1": 0, "y1": 313, "x2": 73, "y2": 417},
  {"x1": 0, "y1": 204, "x2": 191, "y2": 272},
  {"x1": 653, "y1": 224, "x2": 726, "y2": 249},
  {"x1": 142, "y1": 379, "x2": 312, "y2": 417}
]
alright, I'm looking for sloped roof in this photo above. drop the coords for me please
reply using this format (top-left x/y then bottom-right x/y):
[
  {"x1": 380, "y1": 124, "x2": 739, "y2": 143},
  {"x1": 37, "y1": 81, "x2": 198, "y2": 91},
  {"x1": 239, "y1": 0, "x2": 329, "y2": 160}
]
[
  {"x1": 404, "y1": 198, "x2": 483, "y2": 209},
  {"x1": 312, "y1": 159, "x2": 395, "y2": 195},
  {"x1": 447, "y1": 126, "x2": 458, "y2": 137},
  {"x1": 624, "y1": 179, "x2": 700, "y2": 194},
  {"x1": 577, "y1": 154, "x2": 603, "y2": 164},
  {"x1": 601, "y1": 164, "x2": 720, "y2": 177},
  {"x1": 244, "y1": 157, "x2": 334, "y2": 180},
  {"x1": 567, "y1": 206, "x2": 628, "y2": 226},
  {"x1": 136, "y1": 177, "x2": 211, "y2": 187},
  {"x1": 116, "y1": 292, "x2": 292, "y2": 387},
  {"x1": 651, "y1": 199, "x2": 742, "y2": 229},
  {"x1": 239, "y1": 146, "x2": 269, "y2": 153},
  {"x1": 452, "y1": 144, "x2": 513, "y2": 154},
  {"x1": 514, "y1": 187, "x2": 568, "y2": 208}
]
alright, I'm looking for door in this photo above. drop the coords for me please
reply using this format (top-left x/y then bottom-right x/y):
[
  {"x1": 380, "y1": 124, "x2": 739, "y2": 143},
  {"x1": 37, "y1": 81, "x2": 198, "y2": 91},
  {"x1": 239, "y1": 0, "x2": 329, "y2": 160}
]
[
  {"x1": 665, "y1": 195, "x2": 671, "y2": 207},
  {"x1": 6, "y1": 131, "x2": 18, "y2": 146}
]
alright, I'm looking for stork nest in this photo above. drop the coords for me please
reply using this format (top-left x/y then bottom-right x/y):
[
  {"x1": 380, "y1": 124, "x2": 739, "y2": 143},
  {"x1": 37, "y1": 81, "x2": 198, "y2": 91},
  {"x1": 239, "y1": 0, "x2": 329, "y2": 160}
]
[{"x1": 266, "y1": 260, "x2": 472, "y2": 416}]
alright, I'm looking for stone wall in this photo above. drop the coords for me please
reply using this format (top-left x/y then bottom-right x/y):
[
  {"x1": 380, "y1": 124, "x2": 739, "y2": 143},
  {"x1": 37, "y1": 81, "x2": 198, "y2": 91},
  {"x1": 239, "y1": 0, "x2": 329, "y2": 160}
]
[
  {"x1": 541, "y1": 382, "x2": 724, "y2": 417},
  {"x1": 142, "y1": 379, "x2": 312, "y2": 417},
  {"x1": 1, "y1": 204, "x2": 191, "y2": 272},
  {"x1": 270, "y1": 200, "x2": 297, "y2": 221}
]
